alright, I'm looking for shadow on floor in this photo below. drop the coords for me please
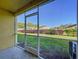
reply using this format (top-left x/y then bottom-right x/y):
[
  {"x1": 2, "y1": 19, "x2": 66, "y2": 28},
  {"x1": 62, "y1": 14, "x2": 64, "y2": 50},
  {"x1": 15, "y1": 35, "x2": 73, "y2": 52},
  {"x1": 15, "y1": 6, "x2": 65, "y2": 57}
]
[{"x1": 0, "y1": 47, "x2": 38, "y2": 59}]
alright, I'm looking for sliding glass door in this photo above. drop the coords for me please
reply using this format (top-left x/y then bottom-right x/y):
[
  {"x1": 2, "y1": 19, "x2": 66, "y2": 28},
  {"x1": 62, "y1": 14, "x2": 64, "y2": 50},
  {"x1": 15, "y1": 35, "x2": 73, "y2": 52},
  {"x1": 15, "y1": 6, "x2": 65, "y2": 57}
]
[
  {"x1": 24, "y1": 9, "x2": 39, "y2": 55},
  {"x1": 38, "y1": 0, "x2": 77, "y2": 59},
  {"x1": 16, "y1": 0, "x2": 77, "y2": 59}
]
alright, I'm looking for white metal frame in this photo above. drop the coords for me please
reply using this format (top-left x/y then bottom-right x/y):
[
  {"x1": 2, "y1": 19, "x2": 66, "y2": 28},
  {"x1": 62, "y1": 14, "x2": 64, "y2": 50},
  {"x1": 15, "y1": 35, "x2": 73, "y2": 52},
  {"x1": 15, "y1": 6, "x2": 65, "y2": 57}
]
[
  {"x1": 24, "y1": 7, "x2": 44, "y2": 59},
  {"x1": 16, "y1": 1, "x2": 54, "y2": 58},
  {"x1": 14, "y1": 16, "x2": 18, "y2": 46}
]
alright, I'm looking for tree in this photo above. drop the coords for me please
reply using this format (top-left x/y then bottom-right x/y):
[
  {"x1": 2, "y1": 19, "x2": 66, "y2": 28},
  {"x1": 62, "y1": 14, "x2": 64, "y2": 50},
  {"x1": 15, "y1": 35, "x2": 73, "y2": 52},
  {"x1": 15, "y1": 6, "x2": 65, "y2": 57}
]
[
  {"x1": 72, "y1": 29, "x2": 77, "y2": 37},
  {"x1": 64, "y1": 28, "x2": 77, "y2": 37},
  {"x1": 59, "y1": 25, "x2": 66, "y2": 29},
  {"x1": 27, "y1": 22, "x2": 37, "y2": 30},
  {"x1": 18, "y1": 23, "x2": 24, "y2": 28},
  {"x1": 64, "y1": 29, "x2": 70, "y2": 36}
]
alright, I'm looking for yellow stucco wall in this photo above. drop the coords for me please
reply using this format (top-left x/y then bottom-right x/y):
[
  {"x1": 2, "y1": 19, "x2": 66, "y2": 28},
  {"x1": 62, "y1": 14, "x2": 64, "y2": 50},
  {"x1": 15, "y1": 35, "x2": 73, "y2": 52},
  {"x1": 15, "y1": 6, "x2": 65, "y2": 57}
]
[{"x1": 0, "y1": 9, "x2": 15, "y2": 50}]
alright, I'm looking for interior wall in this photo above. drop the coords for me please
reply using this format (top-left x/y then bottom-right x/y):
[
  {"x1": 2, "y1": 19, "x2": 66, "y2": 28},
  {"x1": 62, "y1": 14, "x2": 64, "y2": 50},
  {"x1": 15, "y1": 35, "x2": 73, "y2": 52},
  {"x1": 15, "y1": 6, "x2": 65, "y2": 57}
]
[{"x1": 0, "y1": 9, "x2": 15, "y2": 50}]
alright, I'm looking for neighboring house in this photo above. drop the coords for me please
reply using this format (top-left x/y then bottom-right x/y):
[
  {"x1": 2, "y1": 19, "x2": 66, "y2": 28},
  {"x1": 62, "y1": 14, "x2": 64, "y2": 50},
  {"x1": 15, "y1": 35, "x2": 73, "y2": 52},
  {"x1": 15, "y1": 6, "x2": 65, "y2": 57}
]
[
  {"x1": 40, "y1": 26, "x2": 50, "y2": 30},
  {"x1": 51, "y1": 30, "x2": 64, "y2": 35},
  {"x1": 17, "y1": 28, "x2": 24, "y2": 31},
  {"x1": 66, "y1": 24, "x2": 77, "y2": 29},
  {"x1": 18, "y1": 29, "x2": 64, "y2": 35},
  {"x1": 64, "y1": 24, "x2": 77, "y2": 36},
  {"x1": 18, "y1": 24, "x2": 77, "y2": 36}
]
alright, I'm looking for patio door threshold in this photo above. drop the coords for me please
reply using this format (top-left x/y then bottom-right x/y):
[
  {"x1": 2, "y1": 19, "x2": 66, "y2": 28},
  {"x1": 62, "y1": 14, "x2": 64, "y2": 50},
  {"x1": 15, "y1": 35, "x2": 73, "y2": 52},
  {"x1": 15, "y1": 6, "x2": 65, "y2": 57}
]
[
  {"x1": 24, "y1": 46, "x2": 44, "y2": 59},
  {"x1": 25, "y1": 46, "x2": 38, "y2": 56}
]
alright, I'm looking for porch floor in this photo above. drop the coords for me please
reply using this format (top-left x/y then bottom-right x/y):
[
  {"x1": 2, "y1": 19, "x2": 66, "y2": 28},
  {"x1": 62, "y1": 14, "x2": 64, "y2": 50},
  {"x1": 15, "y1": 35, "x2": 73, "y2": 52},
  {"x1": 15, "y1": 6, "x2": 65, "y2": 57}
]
[{"x1": 0, "y1": 47, "x2": 38, "y2": 59}]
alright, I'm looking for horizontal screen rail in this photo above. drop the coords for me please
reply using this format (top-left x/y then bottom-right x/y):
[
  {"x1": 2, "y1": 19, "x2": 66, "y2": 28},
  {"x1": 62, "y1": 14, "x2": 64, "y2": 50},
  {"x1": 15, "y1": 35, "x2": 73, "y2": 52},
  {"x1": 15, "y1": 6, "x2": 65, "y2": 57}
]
[{"x1": 25, "y1": 12, "x2": 38, "y2": 18}]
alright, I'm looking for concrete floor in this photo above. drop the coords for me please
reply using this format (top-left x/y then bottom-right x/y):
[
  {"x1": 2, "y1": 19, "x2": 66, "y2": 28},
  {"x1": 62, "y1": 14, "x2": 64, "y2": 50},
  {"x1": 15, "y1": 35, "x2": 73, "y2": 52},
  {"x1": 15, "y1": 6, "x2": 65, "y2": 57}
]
[{"x1": 0, "y1": 47, "x2": 38, "y2": 59}]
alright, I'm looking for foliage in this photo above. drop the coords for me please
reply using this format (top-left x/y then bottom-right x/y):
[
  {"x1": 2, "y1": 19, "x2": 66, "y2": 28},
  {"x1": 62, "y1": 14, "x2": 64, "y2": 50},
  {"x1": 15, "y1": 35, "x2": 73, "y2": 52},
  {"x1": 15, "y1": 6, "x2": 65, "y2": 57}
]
[
  {"x1": 18, "y1": 23, "x2": 24, "y2": 28},
  {"x1": 18, "y1": 22, "x2": 37, "y2": 29},
  {"x1": 27, "y1": 22, "x2": 37, "y2": 29},
  {"x1": 64, "y1": 28, "x2": 77, "y2": 37}
]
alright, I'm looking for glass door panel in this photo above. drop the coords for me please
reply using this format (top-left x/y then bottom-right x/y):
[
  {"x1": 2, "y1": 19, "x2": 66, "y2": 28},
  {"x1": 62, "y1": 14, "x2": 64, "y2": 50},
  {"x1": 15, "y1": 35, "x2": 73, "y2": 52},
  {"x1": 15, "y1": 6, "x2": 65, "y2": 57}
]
[
  {"x1": 25, "y1": 15, "x2": 38, "y2": 51},
  {"x1": 38, "y1": 0, "x2": 77, "y2": 58},
  {"x1": 17, "y1": 14, "x2": 25, "y2": 48}
]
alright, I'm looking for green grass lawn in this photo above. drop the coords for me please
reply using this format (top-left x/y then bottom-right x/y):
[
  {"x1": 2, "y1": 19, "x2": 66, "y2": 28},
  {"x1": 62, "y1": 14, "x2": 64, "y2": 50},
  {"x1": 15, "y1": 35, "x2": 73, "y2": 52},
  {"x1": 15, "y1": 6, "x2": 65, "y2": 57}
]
[
  {"x1": 17, "y1": 34, "x2": 73, "y2": 51},
  {"x1": 18, "y1": 34, "x2": 76, "y2": 49},
  {"x1": 17, "y1": 34, "x2": 77, "y2": 58}
]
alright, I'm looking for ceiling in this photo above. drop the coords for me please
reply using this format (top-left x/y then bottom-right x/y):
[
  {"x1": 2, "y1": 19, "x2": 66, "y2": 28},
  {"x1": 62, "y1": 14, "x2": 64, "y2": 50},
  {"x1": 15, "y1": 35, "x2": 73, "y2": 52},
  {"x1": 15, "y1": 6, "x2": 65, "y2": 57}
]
[
  {"x1": 0, "y1": 0, "x2": 53, "y2": 15},
  {"x1": 0, "y1": 0, "x2": 32, "y2": 13}
]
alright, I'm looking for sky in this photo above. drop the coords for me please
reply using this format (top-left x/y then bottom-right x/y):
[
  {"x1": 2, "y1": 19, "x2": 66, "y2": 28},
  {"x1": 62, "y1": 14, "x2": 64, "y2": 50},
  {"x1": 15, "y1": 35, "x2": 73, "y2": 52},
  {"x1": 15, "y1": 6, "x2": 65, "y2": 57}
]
[{"x1": 17, "y1": 0, "x2": 77, "y2": 27}]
